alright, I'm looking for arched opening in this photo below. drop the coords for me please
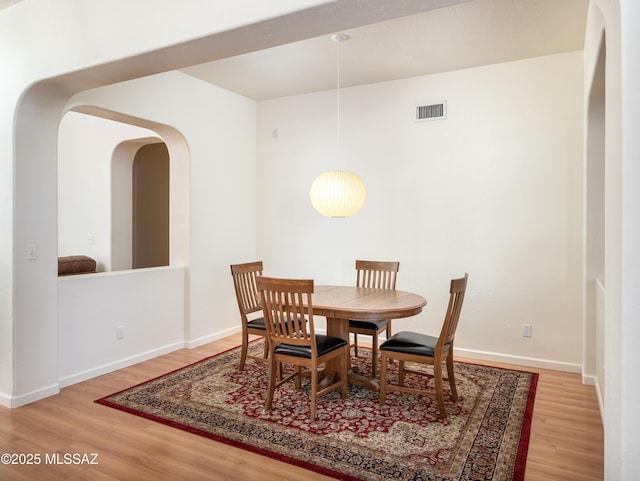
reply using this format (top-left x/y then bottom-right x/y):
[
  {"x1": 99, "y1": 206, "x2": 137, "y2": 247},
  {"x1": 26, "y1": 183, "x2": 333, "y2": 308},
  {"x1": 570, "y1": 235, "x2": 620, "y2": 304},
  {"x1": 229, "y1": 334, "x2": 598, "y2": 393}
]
[
  {"x1": 58, "y1": 107, "x2": 190, "y2": 273},
  {"x1": 132, "y1": 142, "x2": 170, "y2": 269},
  {"x1": 111, "y1": 136, "x2": 164, "y2": 271},
  {"x1": 58, "y1": 111, "x2": 168, "y2": 272}
]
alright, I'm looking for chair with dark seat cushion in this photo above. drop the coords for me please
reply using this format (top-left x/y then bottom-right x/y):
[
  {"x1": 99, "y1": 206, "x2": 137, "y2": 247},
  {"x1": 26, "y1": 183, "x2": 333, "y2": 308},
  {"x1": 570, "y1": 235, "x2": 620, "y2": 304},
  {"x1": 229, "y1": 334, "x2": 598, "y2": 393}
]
[
  {"x1": 379, "y1": 273, "x2": 468, "y2": 420},
  {"x1": 348, "y1": 260, "x2": 399, "y2": 378},
  {"x1": 230, "y1": 261, "x2": 269, "y2": 370},
  {"x1": 257, "y1": 276, "x2": 349, "y2": 421}
]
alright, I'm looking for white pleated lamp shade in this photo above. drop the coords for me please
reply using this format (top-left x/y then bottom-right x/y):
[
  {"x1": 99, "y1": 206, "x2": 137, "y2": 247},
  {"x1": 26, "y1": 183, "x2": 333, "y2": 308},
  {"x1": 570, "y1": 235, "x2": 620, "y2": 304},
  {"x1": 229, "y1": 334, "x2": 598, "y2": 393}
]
[{"x1": 309, "y1": 171, "x2": 366, "y2": 217}]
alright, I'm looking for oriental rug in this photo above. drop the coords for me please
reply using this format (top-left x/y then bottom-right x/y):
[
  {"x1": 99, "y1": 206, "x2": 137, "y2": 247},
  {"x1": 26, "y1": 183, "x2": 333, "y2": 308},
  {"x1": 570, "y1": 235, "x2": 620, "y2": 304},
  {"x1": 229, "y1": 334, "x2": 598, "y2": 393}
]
[{"x1": 96, "y1": 341, "x2": 537, "y2": 481}]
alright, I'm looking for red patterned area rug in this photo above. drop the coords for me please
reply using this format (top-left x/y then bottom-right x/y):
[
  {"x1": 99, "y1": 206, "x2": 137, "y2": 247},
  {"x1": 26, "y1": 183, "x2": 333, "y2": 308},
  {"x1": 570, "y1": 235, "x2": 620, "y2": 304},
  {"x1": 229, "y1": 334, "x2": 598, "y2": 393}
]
[{"x1": 96, "y1": 341, "x2": 537, "y2": 481}]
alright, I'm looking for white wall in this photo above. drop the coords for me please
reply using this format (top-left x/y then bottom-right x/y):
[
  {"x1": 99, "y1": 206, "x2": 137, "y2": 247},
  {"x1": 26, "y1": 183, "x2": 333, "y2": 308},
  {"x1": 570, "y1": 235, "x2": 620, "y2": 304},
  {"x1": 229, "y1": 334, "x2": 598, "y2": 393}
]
[
  {"x1": 617, "y1": 1, "x2": 640, "y2": 478},
  {"x1": 58, "y1": 267, "x2": 185, "y2": 386},
  {"x1": 258, "y1": 51, "x2": 584, "y2": 369}
]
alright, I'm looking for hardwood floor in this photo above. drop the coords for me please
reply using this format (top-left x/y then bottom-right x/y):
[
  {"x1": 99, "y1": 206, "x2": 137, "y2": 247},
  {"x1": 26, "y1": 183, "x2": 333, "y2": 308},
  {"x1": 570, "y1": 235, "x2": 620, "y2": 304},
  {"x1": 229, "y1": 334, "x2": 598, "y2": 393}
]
[{"x1": 0, "y1": 334, "x2": 604, "y2": 481}]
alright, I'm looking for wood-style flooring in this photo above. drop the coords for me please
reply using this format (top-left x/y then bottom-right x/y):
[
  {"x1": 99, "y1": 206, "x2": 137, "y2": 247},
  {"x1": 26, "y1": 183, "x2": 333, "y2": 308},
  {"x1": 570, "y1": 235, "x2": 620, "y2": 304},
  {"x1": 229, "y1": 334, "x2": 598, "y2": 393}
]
[{"x1": 0, "y1": 334, "x2": 604, "y2": 481}]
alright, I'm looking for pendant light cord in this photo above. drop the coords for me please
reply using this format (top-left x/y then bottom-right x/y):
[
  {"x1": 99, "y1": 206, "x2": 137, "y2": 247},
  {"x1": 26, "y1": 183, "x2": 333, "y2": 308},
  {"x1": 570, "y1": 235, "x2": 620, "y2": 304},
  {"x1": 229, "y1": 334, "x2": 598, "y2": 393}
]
[
  {"x1": 336, "y1": 36, "x2": 340, "y2": 153},
  {"x1": 332, "y1": 33, "x2": 348, "y2": 165}
]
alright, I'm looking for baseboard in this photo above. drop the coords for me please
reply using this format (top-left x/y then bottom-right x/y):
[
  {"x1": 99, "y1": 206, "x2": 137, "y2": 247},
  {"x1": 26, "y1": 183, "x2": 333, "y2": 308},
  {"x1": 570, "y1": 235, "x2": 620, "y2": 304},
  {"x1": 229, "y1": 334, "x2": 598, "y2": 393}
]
[
  {"x1": 184, "y1": 326, "x2": 241, "y2": 349},
  {"x1": 60, "y1": 328, "x2": 245, "y2": 387},
  {"x1": 455, "y1": 347, "x2": 582, "y2": 373},
  {"x1": 338, "y1": 334, "x2": 582, "y2": 374},
  {"x1": 58, "y1": 341, "x2": 184, "y2": 388},
  {"x1": 9, "y1": 332, "x2": 243, "y2": 406},
  {"x1": 1, "y1": 383, "x2": 61, "y2": 408},
  {"x1": 30, "y1": 329, "x2": 244, "y2": 398},
  {"x1": 581, "y1": 373, "x2": 596, "y2": 386}
]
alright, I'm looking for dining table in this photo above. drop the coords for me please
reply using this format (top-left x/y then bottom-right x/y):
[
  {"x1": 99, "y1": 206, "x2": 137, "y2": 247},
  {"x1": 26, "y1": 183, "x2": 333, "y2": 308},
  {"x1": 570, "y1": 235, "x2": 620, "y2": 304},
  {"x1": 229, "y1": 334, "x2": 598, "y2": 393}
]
[{"x1": 309, "y1": 284, "x2": 427, "y2": 392}]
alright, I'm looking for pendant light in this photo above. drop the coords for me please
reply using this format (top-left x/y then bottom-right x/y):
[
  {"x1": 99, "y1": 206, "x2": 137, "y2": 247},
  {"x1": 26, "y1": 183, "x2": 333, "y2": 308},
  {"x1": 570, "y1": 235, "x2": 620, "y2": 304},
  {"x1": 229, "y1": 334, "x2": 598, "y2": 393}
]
[{"x1": 310, "y1": 34, "x2": 366, "y2": 218}]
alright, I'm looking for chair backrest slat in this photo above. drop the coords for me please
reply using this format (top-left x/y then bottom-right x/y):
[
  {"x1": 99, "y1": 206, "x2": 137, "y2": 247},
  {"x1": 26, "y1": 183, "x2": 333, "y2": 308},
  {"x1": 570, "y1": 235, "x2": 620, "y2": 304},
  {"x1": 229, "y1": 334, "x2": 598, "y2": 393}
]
[
  {"x1": 437, "y1": 273, "x2": 468, "y2": 348},
  {"x1": 355, "y1": 260, "x2": 399, "y2": 290},
  {"x1": 257, "y1": 276, "x2": 315, "y2": 353},
  {"x1": 231, "y1": 261, "x2": 263, "y2": 318}
]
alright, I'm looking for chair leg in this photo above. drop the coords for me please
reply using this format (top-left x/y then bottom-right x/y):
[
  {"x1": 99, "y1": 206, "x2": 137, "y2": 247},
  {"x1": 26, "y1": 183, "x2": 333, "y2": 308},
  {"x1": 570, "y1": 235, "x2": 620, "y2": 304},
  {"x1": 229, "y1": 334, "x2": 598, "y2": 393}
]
[
  {"x1": 446, "y1": 353, "x2": 457, "y2": 399},
  {"x1": 398, "y1": 360, "x2": 405, "y2": 386},
  {"x1": 341, "y1": 348, "x2": 349, "y2": 398},
  {"x1": 239, "y1": 331, "x2": 249, "y2": 371},
  {"x1": 379, "y1": 351, "x2": 388, "y2": 405},
  {"x1": 265, "y1": 355, "x2": 277, "y2": 411},
  {"x1": 310, "y1": 364, "x2": 318, "y2": 421},
  {"x1": 353, "y1": 333, "x2": 359, "y2": 357},
  {"x1": 434, "y1": 361, "x2": 447, "y2": 420},
  {"x1": 295, "y1": 365, "x2": 302, "y2": 389},
  {"x1": 371, "y1": 332, "x2": 379, "y2": 378}
]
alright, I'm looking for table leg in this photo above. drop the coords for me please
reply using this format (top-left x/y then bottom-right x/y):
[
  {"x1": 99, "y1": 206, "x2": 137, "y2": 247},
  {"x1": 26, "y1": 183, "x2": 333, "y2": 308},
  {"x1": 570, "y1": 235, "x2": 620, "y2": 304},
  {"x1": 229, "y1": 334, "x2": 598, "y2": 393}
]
[{"x1": 322, "y1": 316, "x2": 380, "y2": 392}]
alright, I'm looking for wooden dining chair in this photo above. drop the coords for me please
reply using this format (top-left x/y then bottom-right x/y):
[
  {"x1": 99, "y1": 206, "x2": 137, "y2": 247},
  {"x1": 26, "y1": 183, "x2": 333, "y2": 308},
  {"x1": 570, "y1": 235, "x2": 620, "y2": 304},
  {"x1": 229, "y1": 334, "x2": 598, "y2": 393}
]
[
  {"x1": 379, "y1": 273, "x2": 468, "y2": 420},
  {"x1": 256, "y1": 276, "x2": 349, "y2": 421},
  {"x1": 348, "y1": 260, "x2": 399, "y2": 378},
  {"x1": 230, "y1": 261, "x2": 269, "y2": 370}
]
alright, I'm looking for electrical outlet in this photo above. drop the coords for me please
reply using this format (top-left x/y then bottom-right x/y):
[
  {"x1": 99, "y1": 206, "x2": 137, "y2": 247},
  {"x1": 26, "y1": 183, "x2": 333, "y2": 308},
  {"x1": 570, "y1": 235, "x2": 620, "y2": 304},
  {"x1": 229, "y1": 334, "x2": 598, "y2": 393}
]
[{"x1": 522, "y1": 324, "x2": 532, "y2": 337}]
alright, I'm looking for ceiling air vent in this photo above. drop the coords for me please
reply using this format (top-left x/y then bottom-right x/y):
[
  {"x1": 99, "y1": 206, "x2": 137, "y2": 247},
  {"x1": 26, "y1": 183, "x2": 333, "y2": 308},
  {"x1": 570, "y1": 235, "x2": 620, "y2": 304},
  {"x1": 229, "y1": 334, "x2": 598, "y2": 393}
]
[{"x1": 415, "y1": 101, "x2": 446, "y2": 121}]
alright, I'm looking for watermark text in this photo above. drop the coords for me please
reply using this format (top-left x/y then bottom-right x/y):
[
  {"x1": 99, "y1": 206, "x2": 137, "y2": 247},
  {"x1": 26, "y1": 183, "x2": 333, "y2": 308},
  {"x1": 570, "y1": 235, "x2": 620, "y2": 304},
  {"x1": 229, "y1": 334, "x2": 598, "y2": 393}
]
[{"x1": 1, "y1": 452, "x2": 99, "y2": 465}]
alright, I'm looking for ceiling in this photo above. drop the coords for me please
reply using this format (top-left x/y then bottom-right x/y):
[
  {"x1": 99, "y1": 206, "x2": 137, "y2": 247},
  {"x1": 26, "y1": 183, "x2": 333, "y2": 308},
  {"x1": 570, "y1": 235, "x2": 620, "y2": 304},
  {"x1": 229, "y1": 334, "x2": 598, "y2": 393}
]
[
  {"x1": 0, "y1": 0, "x2": 21, "y2": 10},
  {"x1": 181, "y1": 0, "x2": 589, "y2": 101}
]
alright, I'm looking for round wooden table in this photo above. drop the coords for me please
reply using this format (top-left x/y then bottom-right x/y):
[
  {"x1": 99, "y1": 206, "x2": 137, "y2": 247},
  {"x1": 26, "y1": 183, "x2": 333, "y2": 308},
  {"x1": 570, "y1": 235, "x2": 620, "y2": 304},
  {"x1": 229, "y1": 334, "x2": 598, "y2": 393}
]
[{"x1": 311, "y1": 285, "x2": 427, "y2": 391}]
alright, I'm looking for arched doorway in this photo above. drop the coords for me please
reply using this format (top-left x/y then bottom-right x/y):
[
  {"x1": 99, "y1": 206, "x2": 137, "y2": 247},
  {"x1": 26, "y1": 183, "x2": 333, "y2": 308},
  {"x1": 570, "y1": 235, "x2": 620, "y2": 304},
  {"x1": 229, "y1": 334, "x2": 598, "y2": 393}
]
[{"x1": 132, "y1": 142, "x2": 170, "y2": 269}]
